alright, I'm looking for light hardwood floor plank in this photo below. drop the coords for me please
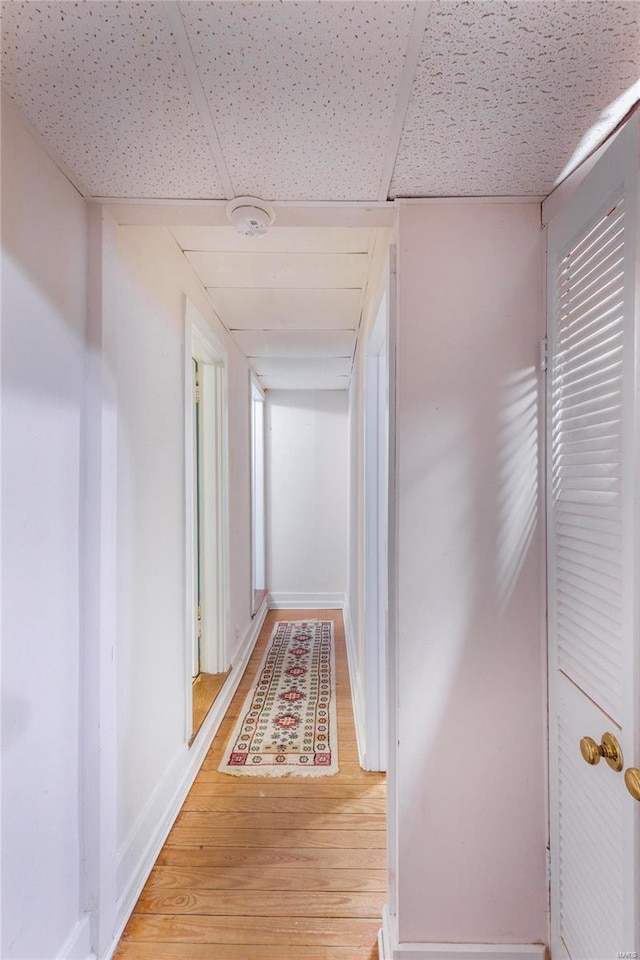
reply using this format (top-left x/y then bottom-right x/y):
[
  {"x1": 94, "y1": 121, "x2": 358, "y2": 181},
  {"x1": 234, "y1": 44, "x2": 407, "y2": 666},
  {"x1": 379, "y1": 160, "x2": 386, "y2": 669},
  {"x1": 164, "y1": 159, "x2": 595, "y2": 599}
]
[
  {"x1": 155, "y1": 845, "x2": 386, "y2": 869},
  {"x1": 121, "y1": 914, "x2": 381, "y2": 946},
  {"x1": 135, "y1": 890, "x2": 385, "y2": 918},
  {"x1": 116, "y1": 942, "x2": 378, "y2": 959},
  {"x1": 165, "y1": 826, "x2": 386, "y2": 848},
  {"x1": 186, "y1": 779, "x2": 385, "y2": 798},
  {"x1": 175, "y1": 810, "x2": 386, "y2": 830},
  {"x1": 143, "y1": 865, "x2": 387, "y2": 892},
  {"x1": 181, "y1": 795, "x2": 386, "y2": 814}
]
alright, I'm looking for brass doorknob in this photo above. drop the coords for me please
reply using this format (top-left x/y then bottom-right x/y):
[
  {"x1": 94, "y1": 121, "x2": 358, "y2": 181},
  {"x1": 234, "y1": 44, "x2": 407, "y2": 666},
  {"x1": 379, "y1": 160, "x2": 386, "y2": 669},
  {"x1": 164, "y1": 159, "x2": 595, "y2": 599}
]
[
  {"x1": 624, "y1": 768, "x2": 640, "y2": 801},
  {"x1": 580, "y1": 736, "x2": 601, "y2": 765},
  {"x1": 579, "y1": 732, "x2": 624, "y2": 771}
]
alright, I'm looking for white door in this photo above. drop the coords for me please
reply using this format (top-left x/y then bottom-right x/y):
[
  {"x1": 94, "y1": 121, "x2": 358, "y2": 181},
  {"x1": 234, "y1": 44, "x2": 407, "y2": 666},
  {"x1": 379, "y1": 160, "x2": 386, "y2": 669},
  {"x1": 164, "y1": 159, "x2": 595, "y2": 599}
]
[{"x1": 547, "y1": 115, "x2": 640, "y2": 960}]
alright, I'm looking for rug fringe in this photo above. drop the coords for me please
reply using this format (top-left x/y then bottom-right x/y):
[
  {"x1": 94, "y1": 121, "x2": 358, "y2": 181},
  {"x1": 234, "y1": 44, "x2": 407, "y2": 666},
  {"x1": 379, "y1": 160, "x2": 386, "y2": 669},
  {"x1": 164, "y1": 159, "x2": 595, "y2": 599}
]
[{"x1": 217, "y1": 764, "x2": 340, "y2": 779}]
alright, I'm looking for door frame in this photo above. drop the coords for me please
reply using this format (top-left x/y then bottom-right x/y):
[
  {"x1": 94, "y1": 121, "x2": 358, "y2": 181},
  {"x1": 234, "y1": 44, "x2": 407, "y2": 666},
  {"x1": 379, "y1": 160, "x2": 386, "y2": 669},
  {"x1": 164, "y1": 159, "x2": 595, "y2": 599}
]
[
  {"x1": 184, "y1": 298, "x2": 230, "y2": 740},
  {"x1": 249, "y1": 373, "x2": 267, "y2": 615},
  {"x1": 363, "y1": 284, "x2": 390, "y2": 772}
]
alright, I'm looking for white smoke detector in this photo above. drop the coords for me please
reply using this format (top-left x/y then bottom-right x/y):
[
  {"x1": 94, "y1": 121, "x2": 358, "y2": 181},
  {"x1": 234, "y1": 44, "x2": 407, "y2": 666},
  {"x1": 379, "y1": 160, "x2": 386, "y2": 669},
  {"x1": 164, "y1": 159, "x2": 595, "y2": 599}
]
[{"x1": 226, "y1": 196, "x2": 276, "y2": 237}]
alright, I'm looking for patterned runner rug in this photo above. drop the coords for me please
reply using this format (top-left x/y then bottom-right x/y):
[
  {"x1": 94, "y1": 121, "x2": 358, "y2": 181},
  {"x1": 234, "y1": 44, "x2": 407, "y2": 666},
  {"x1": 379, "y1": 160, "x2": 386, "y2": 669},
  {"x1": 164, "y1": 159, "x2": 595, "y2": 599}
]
[{"x1": 218, "y1": 619, "x2": 338, "y2": 777}]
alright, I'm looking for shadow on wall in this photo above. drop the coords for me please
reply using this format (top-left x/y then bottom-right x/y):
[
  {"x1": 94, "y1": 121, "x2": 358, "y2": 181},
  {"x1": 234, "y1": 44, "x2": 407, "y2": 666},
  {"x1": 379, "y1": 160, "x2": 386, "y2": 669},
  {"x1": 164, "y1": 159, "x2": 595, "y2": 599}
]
[{"x1": 496, "y1": 366, "x2": 539, "y2": 612}]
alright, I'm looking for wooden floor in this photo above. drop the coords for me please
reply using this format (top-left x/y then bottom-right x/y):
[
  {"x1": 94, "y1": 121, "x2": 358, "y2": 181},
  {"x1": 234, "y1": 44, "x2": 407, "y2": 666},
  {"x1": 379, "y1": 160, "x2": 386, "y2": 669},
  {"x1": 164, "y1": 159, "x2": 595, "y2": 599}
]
[
  {"x1": 116, "y1": 609, "x2": 386, "y2": 960},
  {"x1": 191, "y1": 670, "x2": 229, "y2": 743}
]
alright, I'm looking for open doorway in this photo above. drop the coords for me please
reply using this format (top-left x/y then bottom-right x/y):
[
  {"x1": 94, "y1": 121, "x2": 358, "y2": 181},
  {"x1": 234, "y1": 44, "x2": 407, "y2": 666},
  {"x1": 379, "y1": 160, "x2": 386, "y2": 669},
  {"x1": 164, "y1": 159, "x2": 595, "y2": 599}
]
[{"x1": 185, "y1": 299, "x2": 231, "y2": 742}]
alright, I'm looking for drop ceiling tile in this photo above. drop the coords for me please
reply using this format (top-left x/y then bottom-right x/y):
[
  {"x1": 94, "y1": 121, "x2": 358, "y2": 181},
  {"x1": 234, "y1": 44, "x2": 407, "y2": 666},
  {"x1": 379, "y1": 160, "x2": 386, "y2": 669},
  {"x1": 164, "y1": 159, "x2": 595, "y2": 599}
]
[
  {"x1": 190, "y1": 252, "x2": 368, "y2": 288},
  {"x1": 1, "y1": 1, "x2": 224, "y2": 198},
  {"x1": 207, "y1": 288, "x2": 361, "y2": 331},
  {"x1": 180, "y1": 0, "x2": 415, "y2": 201},
  {"x1": 261, "y1": 376, "x2": 350, "y2": 391},
  {"x1": 233, "y1": 330, "x2": 355, "y2": 358},
  {"x1": 390, "y1": 1, "x2": 640, "y2": 197},
  {"x1": 251, "y1": 357, "x2": 352, "y2": 377},
  {"x1": 171, "y1": 226, "x2": 372, "y2": 254}
]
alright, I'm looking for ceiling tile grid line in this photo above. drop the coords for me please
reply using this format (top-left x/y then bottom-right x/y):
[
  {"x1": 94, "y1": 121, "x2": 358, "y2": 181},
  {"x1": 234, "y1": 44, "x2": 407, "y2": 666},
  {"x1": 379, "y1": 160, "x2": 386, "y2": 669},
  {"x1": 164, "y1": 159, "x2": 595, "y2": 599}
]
[
  {"x1": 376, "y1": 0, "x2": 434, "y2": 202},
  {"x1": 164, "y1": 0, "x2": 235, "y2": 199}
]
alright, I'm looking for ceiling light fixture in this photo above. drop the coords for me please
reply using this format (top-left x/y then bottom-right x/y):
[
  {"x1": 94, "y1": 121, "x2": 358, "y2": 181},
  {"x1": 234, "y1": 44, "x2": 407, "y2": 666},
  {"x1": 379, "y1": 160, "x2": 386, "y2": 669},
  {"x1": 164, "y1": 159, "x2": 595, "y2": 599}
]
[{"x1": 226, "y1": 196, "x2": 276, "y2": 237}]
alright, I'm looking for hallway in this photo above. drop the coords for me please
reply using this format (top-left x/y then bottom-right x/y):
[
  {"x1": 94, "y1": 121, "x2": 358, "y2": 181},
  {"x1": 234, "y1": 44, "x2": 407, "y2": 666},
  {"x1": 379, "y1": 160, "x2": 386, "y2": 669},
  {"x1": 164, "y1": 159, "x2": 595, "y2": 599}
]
[{"x1": 115, "y1": 609, "x2": 386, "y2": 960}]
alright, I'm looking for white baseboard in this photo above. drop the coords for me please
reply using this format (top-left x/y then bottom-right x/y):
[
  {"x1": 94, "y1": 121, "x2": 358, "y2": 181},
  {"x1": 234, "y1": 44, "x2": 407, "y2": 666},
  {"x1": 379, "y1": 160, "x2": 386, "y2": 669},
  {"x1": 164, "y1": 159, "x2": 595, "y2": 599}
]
[
  {"x1": 268, "y1": 591, "x2": 345, "y2": 610},
  {"x1": 342, "y1": 598, "x2": 367, "y2": 769},
  {"x1": 103, "y1": 599, "x2": 268, "y2": 960},
  {"x1": 59, "y1": 913, "x2": 94, "y2": 960},
  {"x1": 380, "y1": 908, "x2": 546, "y2": 960}
]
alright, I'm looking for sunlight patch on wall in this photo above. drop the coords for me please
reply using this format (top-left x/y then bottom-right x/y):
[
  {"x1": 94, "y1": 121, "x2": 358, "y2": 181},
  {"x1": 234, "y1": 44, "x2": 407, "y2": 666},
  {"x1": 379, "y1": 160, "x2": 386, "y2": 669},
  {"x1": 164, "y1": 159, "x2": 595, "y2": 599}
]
[{"x1": 496, "y1": 367, "x2": 539, "y2": 611}]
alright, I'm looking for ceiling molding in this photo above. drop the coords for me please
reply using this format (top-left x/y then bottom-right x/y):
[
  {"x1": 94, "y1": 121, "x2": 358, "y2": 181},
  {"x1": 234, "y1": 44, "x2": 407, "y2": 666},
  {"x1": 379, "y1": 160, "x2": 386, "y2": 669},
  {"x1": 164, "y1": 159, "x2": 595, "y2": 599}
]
[
  {"x1": 395, "y1": 196, "x2": 545, "y2": 205},
  {"x1": 98, "y1": 199, "x2": 398, "y2": 228},
  {"x1": 377, "y1": 1, "x2": 433, "y2": 202},
  {"x1": 163, "y1": 2, "x2": 235, "y2": 200}
]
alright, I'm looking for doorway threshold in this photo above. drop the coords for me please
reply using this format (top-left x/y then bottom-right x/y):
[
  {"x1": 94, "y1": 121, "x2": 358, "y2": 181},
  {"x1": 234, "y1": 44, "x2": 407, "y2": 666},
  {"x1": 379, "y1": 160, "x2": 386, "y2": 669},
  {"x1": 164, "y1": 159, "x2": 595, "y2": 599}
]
[{"x1": 191, "y1": 671, "x2": 230, "y2": 745}]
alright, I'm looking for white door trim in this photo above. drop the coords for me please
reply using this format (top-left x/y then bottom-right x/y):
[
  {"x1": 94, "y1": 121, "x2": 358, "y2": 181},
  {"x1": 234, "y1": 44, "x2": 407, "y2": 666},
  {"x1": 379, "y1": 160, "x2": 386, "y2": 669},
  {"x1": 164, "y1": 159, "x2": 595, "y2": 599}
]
[
  {"x1": 184, "y1": 298, "x2": 230, "y2": 737},
  {"x1": 80, "y1": 204, "x2": 119, "y2": 957},
  {"x1": 249, "y1": 373, "x2": 266, "y2": 615},
  {"x1": 386, "y1": 242, "x2": 400, "y2": 929},
  {"x1": 363, "y1": 284, "x2": 390, "y2": 772}
]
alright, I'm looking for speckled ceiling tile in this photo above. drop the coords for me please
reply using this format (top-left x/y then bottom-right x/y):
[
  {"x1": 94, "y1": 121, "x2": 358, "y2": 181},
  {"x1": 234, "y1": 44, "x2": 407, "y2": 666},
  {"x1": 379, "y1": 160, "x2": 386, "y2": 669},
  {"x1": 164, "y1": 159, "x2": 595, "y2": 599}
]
[
  {"x1": 1, "y1": 1, "x2": 225, "y2": 198},
  {"x1": 390, "y1": 1, "x2": 640, "y2": 198},
  {"x1": 180, "y1": 0, "x2": 415, "y2": 202}
]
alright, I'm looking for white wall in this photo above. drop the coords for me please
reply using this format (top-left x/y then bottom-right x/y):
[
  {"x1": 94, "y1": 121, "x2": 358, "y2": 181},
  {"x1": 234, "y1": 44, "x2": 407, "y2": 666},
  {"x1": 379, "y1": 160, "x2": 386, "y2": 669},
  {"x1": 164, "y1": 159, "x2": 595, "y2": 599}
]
[
  {"x1": 391, "y1": 202, "x2": 547, "y2": 947},
  {"x1": 266, "y1": 390, "x2": 348, "y2": 599},
  {"x1": 1, "y1": 98, "x2": 90, "y2": 959},
  {"x1": 108, "y1": 225, "x2": 254, "y2": 905}
]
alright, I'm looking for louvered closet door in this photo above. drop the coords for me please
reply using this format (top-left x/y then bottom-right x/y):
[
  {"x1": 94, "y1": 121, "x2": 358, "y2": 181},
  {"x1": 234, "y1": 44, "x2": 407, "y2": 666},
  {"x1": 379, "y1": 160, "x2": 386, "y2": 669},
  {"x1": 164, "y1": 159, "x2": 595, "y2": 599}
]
[{"x1": 547, "y1": 115, "x2": 639, "y2": 960}]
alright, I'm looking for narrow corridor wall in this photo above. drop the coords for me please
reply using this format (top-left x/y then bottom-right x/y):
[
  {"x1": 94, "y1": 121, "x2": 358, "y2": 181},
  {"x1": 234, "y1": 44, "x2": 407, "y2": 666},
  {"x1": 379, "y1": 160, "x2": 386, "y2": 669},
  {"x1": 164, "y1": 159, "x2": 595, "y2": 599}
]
[
  {"x1": 266, "y1": 390, "x2": 348, "y2": 601},
  {"x1": 391, "y1": 201, "x2": 547, "y2": 948},
  {"x1": 107, "y1": 226, "x2": 254, "y2": 914},
  {"x1": 1, "y1": 96, "x2": 90, "y2": 959}
]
